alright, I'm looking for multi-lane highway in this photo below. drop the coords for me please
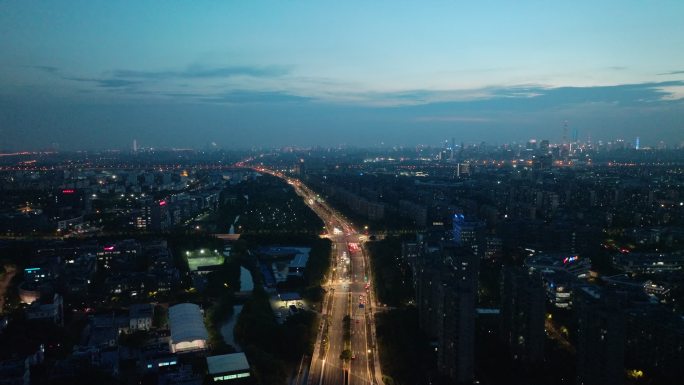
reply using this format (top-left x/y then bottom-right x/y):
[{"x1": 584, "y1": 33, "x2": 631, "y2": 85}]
[{"x1": 252, "y1": 166, "x2": 382, "y2": 385}]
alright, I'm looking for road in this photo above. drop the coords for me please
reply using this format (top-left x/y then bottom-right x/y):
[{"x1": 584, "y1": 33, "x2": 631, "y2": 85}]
[
  {"x1": 545, "y1": 318, "x2": 576, "y2": 354},
  {"x1": 253, "y1": 167, "x2": 382, "y2": 385}
]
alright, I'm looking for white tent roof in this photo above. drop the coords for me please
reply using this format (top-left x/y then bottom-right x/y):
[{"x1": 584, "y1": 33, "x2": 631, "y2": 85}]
[{"x1": 168, "y1": 303, "x2": 208, "y2": 344}]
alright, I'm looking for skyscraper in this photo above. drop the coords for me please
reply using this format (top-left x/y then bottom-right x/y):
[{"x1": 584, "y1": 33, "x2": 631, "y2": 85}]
[
  {"x1": 452, "y1": 214, "x2": 485, "y2": 258},
  {"x1": 575, "y1": 286, "x2": 626, "y2": 385},
  {"x1": 500, "y1": 267, "x2": 546, "y2": 364},
  {"x1": 540, "y1": 139, "x2": 550, "y2": 153},
  {"x1": 417, "y1": 241, "x2": 478, "y2": 383}
]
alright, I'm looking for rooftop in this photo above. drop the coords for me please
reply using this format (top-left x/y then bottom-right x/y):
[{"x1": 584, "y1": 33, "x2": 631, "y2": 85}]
[
  {"x1": 168, "y1": 303, "x2": 208, "y2": 345},
  {"x1": 257, "y1": 246, "x2": 311, "y2": 258},
  {"x1": 289, "y1": 253, "x2": 309, "y2": 269},
  {"x1": 206, "y1": 353, "x2": 250, "y2": 374},
  {"x1": 130, "y1": 303, "x2": 154, "y2": 318},
  {"x1": 278, "y1": 292, "x2": 302, "y2": 302}
]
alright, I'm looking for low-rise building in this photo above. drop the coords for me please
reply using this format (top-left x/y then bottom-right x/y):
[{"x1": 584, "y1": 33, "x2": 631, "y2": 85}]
[
  {"x1": 25, "y1": 293, "x2": 63, "y2": 325},
  {"x1": 129, "y1": 303, "x2": 154, "y2": 331},
  {"x1": 206, "y1": 353, "x2": 251, "y2": 383},
  {"x1": 612, "y1": 251, "x2": 684, "y2": 274},
  {"x1": 525, "y1": 253, "x2": 591, "y2": 278}
]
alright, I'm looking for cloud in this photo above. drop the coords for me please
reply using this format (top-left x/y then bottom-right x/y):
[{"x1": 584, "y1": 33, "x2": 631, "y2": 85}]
[
  {"x1": 30, "y1": 63, "x2": 290, "y2": 93},
  {"x1": 658, "y1": 70, "x2": 684, "y2": 76},
  {"x1": 25, "y1": 64, "x2": 684, "y2": 109},
  {"x1": 29, "y1": 66, "x2": 142, "y2": 89},
  {"x1": 342, "y1": 88, "x2": 494, "y2": 107},
  {"x1": 63, "y1": 76, "x2": 142, "y2": 89},
  {"x1": 30, "y1": 65, "x2": 60, "y2": 74},
  {"x1": 537, "y1": 81, "x2": 684, "y2": 105},
  {"x1": 163, "y1": 92, "x2": 207, "y2": 99},
  {"x1": 414, "y1": 116, "x2": 493, "y2": 123},
  {"x1": 657, "y1": 85, "x2": 684, "y2": 100},
  {"x1": 200, "y1": 90, "x2": 310, "y2": 104},
  {"x1": 154, "y1": 80, "x2": 684, "y2": 108},
  {"x1": 490, "y1": 86, "x2": 545, "y2": 98},
  {"x1": 110, "y1": 65, "x2": 289, "y2": 80},
  {"x1": 359, "y1": 81, "x2": 684, "y2": 108}
]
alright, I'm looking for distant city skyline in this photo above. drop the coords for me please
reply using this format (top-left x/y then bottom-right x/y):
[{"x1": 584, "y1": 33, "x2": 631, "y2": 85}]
[{"x1": 1, "y1": 2, "x2": 683, "y2": 149}]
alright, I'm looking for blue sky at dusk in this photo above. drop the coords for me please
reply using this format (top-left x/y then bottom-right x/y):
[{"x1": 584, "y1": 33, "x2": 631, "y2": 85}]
[{"x1": 1, "y1": 1, "x2": 683, "y2": 149}]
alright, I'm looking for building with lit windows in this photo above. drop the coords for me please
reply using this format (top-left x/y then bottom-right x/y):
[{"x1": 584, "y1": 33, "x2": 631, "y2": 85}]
[
  {"x1": 416, "y1": 241, "x2": 478, "y2": 383},
  {"x1": 452, "y1": 214, "x2": 485, "y2": 257},
  {"x1": 129, "y1": 303, "x2": 154, "y2": 331},
  {"x1": 25, "y1": 293, "x2": 63, "y2": 326},
  {"x1": 612, "y1": 251, "x2": 684, "y2": 274},
  {"x1": 134, "y1": 204, "x2": 152, "y2": 229},
  {"x1": 207, "y1": 353, "x2": 251, "y2": 383},
  {"x1": 96, "y1": 239, "x2": 141, "y2": 269},
  {"x1": 541, "y1": 270, "x2": 575, "y2": 308},
  {"x1": 524, "y1": 253, "x2": 591, "y2": 278},
  {"x1": 150, "y1": 199, "x2": 171, "y2": 231},
  {"x1": 500, "y1": 267, "x2": 545, "y2": 364}
]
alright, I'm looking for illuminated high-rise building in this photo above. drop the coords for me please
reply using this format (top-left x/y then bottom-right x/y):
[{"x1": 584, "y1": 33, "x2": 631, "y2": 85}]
[{"x1": 453, "y1": 214, "x2": 485, "y2": 257}]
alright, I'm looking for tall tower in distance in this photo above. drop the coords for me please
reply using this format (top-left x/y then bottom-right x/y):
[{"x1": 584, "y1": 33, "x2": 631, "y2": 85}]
[
  {"x1": 635, "y1": 136, "x2": 640, "y2": 150},
  {"x1": 450, "y1": 137, "x2": 456, "y2": 160},
  {"x1": 133, "y1": 139, "x2": 138, "y2": 153},
  {"x1": 562, "y1": 120, "x2": 569, "y2": 145}
]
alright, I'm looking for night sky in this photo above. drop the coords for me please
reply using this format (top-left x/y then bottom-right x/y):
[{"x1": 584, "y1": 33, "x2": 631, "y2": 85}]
[{"x1": 1, "y1": 2, "x2": 683, "y2": 150}]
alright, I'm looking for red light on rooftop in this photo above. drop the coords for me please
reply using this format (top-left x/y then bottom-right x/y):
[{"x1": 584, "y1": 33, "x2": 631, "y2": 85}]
[
  {"x1": 62, "y1": 189, "x2": 75, "y2": 194},
  {"x1": 159, "y1": 200, "x2": 167, "y2": 206}
]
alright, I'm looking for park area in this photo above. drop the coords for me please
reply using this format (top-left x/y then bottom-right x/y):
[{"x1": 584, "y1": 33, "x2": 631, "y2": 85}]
[{"x1": 185, "y1": 249, "x2": 224, "y2": 271}]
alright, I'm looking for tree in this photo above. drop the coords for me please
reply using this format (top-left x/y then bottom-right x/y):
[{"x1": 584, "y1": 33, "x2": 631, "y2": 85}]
[{"x1": 340, "y1": 349, "x2": 352, "y2": 361}]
